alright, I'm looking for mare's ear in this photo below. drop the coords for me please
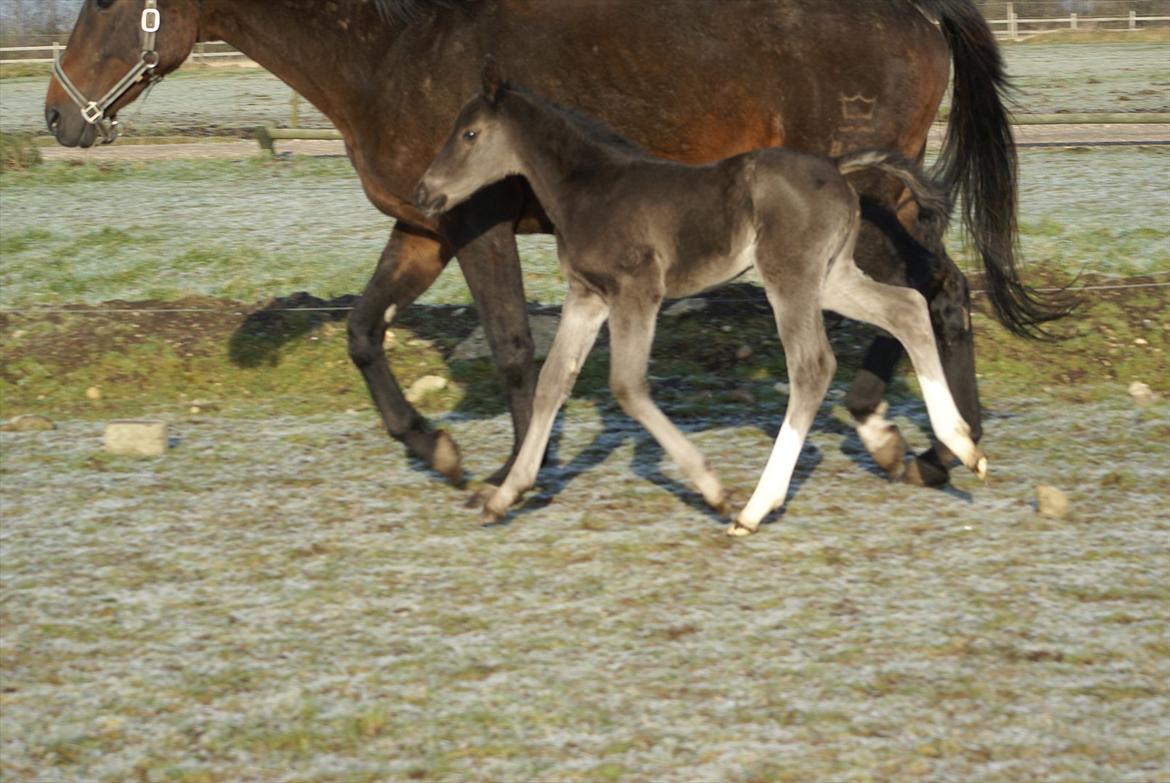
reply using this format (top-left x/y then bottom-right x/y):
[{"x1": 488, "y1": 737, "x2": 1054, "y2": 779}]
[{"x1": 481, "y1": 55, "x2": 506, "y2": 106}]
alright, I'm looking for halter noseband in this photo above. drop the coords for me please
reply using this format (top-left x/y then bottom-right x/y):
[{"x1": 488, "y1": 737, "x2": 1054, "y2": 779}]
[{"x1": 52, "y1": 0, "x2": 163, "y2": 144}]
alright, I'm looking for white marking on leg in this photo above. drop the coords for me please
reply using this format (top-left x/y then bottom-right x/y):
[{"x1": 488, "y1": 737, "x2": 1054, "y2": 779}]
[
  {"x1": 731, "y1": 422, "x2": 805, "y2": 535},
  {"x1": 919, "y1": 376, "x2": 979, "y2": 469},
  {"x1": 856, "y1": 401, "x2": 906, "y2": 474},
  {"x1": 383, "y1": 304, "x2": 398, "y2": 324}
]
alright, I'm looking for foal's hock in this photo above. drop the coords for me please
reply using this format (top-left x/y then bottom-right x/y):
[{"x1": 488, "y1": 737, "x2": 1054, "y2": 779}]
[{"x1": 417, "y1": 69, "x2": 987, "y2": 535}]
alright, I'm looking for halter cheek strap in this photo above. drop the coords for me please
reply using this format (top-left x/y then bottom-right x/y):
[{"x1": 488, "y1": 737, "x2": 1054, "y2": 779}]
[{"x1": 52, "y1": 0, "x2": 164, "y2": 144}]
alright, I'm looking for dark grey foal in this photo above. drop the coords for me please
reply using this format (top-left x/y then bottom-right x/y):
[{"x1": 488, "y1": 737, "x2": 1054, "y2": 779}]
[{"x1": 416, "y1": 63, "x2": 987, "y2": 535}]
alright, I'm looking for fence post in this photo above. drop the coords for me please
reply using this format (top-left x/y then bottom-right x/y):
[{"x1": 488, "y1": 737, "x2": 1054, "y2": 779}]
[
  {"x1": 1007, "y1": 3, "x2": 1018, "y2": 41},
  {"x1": 52, "y1": 41, "x2": 61, "y2": 62},
  {"x1": 290, "y1": 92, "x2": 300, "y2": 129},
  {"x1": 1070, "y1": 12, "x2": 1078, "y2": 30},
  {"x1": 1129, "y1": 9, "x2": 1137, "y2": 30}
]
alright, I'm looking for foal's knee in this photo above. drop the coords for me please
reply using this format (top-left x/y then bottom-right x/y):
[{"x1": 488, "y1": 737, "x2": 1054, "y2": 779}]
[{"x1": 609, "y1": 376, "x2": 648, "y2": 415}]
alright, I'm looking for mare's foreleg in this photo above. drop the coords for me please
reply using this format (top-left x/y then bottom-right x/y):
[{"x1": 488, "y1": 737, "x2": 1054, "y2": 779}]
[
  {"x1": 348, "y1": 223, "x2": 461, "y2": 483},
  {"x1": 453, "y1": 221, "x2": 540, "y2": 487},
  {"x1": 730, "y1": 290, "x2": 837, "y2": 536},
  {"x1": 482, "y1": 284, "x2": 609, "y2": 521},
  {"x1": 607, "y1": 293, "x2": 727, "y2": 514}
]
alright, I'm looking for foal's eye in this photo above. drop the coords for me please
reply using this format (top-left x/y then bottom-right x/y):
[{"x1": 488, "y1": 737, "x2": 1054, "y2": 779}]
[
  {"x1": 95, "y1": 0, "x2": 115, "y2": 9},
  {"x1": 462, "y1": 130, "x2": 478, "y2": 142}
]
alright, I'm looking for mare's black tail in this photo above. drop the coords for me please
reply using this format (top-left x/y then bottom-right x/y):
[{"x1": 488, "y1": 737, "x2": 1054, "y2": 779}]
[{"x1": 917, "y1": 0, "x2": 1073, "y2": 337}]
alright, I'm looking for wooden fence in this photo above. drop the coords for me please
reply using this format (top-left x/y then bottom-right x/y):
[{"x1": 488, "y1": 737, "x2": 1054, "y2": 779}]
[{"x1": 0, "y1": 40, "x2": 247, "y2": 66}]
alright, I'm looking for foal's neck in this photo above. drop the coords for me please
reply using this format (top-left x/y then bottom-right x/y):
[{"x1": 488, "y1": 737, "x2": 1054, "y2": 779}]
[
  {"x1": 503, "y1": 92, "x2": 640, "y2": 226},
  {"x1": 199, "y1": 1, "x2": 400, "y2": 137}
]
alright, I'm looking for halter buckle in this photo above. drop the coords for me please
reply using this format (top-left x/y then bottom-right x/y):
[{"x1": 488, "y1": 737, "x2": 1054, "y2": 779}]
[
  {"x1": 81, "y1": 102, "x2": 104, "y2": 125},
  {"x1": 141, "y1": 8, "x2": 161, "y2": 33}
]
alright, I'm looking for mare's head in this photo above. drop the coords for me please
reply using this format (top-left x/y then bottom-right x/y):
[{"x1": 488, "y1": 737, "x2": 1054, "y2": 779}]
[
  {"x1": 414, "y1": 58, "x2": 522, "y2": 217},
  {"x1": 45, "y1": 0, "x2": 199, "y2": 147}
]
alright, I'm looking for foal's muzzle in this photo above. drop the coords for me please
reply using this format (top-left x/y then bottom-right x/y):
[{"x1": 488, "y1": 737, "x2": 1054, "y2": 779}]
[{"x1": 413, "y1": 182, "x2": 447, "y2": 217}]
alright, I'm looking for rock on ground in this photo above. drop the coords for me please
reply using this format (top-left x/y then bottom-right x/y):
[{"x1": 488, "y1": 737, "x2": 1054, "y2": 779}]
[
  {"x1": 0, "y1": 415, "x2": 56, "y2": 433},
  {"x1": 1035, "y1": 485, "x2": 1071, "y2": 519},
  {"x1": 104, "y1": 420, "x2": 169, "y2": 457}
]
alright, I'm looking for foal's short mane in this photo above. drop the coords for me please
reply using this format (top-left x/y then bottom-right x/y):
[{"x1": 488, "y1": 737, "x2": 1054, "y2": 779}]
[{"x1": 507, "y1": 83, "x2": 649, "y2": 160}]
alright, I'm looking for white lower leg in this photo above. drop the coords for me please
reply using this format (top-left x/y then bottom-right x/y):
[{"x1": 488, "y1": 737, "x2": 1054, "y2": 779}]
[
  {"x1": 856, "y1": 401, "x2": 907, "y2": 475},
  {"x1": 918, "y1": 375, "x2": 985, "y2": 476},
  {"x1": 730, "y1": 422, "x2": 806, "y2": 535}
]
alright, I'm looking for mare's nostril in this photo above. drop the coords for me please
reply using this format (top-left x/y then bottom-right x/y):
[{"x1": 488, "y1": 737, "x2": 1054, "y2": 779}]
[
  {"x1": 414, "y1": 183, "x2": 429, "y2": 208},
  {"x1": 46, "y1": 108, "x2": 61, "y2": 134}
]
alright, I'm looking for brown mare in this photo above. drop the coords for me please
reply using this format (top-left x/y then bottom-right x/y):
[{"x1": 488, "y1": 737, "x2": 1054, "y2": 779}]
[{"x1": 45, "y1": 0, "x2": 1060, "y2": 491}]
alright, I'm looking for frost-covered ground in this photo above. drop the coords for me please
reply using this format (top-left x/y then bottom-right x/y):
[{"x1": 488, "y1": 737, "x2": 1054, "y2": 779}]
[{"x1": 1, "y1": 391, "x2": 1167, "y2": 782}]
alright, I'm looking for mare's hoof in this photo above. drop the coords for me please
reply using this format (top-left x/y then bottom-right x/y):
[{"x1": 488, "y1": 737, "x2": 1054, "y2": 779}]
[
  {"x1": 857, "y1": 403, "x2": 908, "y2": 476},
  {"x1": 726, "y1": 520, "x2": 756, "y2": 537},
  {"x1": 901, "y1": 451, "x2": 951, "y2": 488},
  {"x1": 404, "y1": 428, "x2": 464, "y2": 487}
]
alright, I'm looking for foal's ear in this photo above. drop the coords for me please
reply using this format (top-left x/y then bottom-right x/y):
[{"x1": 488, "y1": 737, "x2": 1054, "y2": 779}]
[{"x1": 481, "y1": 55, "x2": 506, "y2": 106}]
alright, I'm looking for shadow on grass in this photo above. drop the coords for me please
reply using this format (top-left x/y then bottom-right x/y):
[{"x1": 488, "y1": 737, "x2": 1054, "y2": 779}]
[{"x1": 225, "y1": 284, "x2": 964, "y2": 498}]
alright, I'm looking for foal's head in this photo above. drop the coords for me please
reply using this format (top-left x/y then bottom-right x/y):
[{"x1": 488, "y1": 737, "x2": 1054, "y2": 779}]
[{"x1": 414, "y1": 58, "x2": 521, "y2": 217}]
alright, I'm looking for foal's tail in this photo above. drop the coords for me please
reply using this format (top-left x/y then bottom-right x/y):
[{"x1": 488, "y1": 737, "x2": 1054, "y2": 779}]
[
  {"x1": 918, "y1": 0, "x2": 1073, "y2": 337},
  {"x1": 836, "y1": 150, "x2": 950, "y2": 235}
]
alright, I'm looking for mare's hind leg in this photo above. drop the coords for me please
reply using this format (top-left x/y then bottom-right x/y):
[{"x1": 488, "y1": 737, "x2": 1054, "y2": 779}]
[
  {"x1": 730, "y1": 288, "x2": 837, "y2": 536},
  {"x1": 482, "y1": 283, "x2": 609, "y2": 521},
  {"x1": 607, "y1": 293, "x2": 727, "y2": 514},
  {"x1": 823, "y1": 258, "x2": 987, "y2": 479}
]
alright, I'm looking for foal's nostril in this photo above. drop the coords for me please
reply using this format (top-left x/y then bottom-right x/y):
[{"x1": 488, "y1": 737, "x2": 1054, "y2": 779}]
[{"x1": 414, "y1": 182, "x2": 430, "y2": 209}]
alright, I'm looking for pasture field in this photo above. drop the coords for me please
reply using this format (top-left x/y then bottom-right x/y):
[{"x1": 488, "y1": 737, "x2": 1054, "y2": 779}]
[{"x1": 2, "y1": 39, "x2": 1170, "y2": 783}]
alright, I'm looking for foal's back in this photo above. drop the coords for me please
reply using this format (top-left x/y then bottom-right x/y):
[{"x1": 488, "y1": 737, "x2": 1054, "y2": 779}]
[{"x1": 561, "y1": 148, "x2": 860, "y2": 300}]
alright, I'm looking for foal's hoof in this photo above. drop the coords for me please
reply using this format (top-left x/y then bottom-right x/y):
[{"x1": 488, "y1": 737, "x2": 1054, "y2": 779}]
[
  {"x1": 726, "y1": 520, "x2": 756, "y2": 537},
  {"x1": 974, "y1": 454, "x2": 989, "y2": 481},
  {"x1": 464, "y1": 483, "x2": 499, "y2": 509}
]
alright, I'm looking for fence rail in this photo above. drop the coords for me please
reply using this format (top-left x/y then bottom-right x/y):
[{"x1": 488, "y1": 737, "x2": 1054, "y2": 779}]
[{"x1": 0, "y1": 41, "x2": 249, "y2": 66}]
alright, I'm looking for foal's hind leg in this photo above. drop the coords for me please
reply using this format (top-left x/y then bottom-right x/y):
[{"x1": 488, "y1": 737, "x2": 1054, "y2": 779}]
[
  {"x1": 482, "y1": 283, "x2": 609, "y2": 521},
  {"x1": 607, "y1": 294, "x2": 727, "y2": 514},
  {"x1": 729, "y1": 288, "x2": 837, "y2": 536},
  {"x1": 823, "y1": 259, "x2": 987, "y2": 479}
]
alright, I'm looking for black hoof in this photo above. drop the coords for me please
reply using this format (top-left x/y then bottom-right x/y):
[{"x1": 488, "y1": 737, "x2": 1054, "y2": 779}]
[{"x1": 902, "y1": 448, "x2": 951, "y2": 488}]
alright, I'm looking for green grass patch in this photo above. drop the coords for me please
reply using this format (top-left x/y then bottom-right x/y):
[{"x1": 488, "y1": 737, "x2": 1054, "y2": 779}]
[{"x1": 0, "y1": 132, "x2": 42, "y2": 171}]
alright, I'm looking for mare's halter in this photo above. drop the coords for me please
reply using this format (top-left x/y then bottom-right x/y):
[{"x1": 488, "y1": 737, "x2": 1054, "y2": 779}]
[{"x1": 52, "y1": 0, "x2": 163, "y2": 144}]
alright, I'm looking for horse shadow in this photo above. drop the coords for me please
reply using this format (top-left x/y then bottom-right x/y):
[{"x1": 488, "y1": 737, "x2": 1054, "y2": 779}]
[{"x1": 225, "y1": 283, "x2": 969, "y2": 515}]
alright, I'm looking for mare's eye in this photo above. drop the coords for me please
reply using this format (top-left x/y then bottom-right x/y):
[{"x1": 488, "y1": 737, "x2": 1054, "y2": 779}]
[
  {"x1": 96, "y1": 0, "x2": 115, "y2": 9},
  {"x1": 463, "y1": 130, "x2": 478, "y2": 141}
]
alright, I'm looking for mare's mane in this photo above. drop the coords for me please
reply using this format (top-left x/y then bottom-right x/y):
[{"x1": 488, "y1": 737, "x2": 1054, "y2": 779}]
[{"x1": 372, "y1": 0, "x2": 460, "y2": 24}]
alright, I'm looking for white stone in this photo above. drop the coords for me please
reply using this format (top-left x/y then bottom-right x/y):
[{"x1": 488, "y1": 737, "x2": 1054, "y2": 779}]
[
  {"x1": 104, "y1": 420, "x2": 168, "y2": 457},
  {"x1": 662, "y1": 298, "x2": 708, "y2": 318},
  {"x1": 405, "y1": 375, "x2": 448, "y2": 403}
]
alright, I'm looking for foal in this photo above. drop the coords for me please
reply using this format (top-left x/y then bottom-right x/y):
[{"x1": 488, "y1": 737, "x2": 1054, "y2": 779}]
[{"x1": 416, "y1": 65, "x2": 987, "y2": 535}]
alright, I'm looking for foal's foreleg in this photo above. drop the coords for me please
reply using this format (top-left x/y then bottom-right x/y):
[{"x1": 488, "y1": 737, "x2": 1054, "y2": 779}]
[
  {"x1": 823, "y1": 262, "x2": 987, "y2": 478},
  {"x1": 607, "y1": 299, "x2": 727, "y2": 514},
  {"x1": 730, "y1": 295, "x2": 836, "y2": 536},
  {"x1": 482, "y1": 285, "x2": 609, "y2": 521}
]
